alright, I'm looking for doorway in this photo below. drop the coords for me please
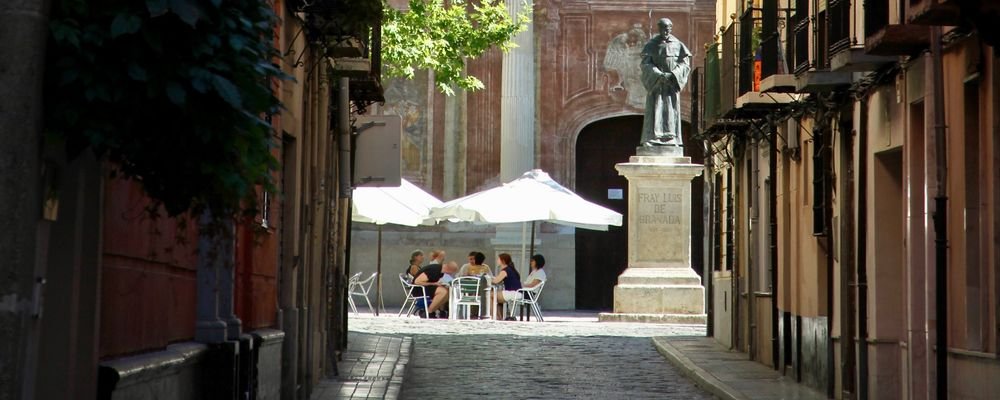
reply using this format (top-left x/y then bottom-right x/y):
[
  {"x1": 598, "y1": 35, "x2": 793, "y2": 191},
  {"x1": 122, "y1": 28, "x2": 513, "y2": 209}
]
[{"x1": 574, "y1": 116, "x2": 641, "y2": 310}]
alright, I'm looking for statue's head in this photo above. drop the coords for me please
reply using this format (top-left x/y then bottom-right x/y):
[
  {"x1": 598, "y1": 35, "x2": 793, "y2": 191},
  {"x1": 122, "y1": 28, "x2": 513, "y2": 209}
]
[{"x1": 657, "y1": 18, "x2": 673, "y2": 37}]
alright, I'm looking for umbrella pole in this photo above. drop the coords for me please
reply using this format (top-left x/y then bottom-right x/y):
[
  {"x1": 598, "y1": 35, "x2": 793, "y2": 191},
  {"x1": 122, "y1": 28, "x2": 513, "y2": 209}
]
[
  {"x1": 529, "y1": 221, "x2": 536, "y2": 258},
  {"x1": 376, "y1": 225, "x2": 382, "y2": 316},
  {"x1": 520, "y1": 222, "x2": 528, "y2": 271}
]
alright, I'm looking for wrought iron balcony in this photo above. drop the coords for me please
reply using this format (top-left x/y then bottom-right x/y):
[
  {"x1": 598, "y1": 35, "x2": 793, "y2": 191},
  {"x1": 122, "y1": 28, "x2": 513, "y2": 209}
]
[
  {"x1": 759, "y1": 0, "x2": 797, "y2": 93},
  {"x1": 790, "y1": 0, "x2": 810, "y2": 74},
  {"x1": 828, "y1": 0, "x2": 897, "y2": 71},
  {"x1": 738, "y1": 6, "x2": 761, "y2": 96},
  {"x1": 720, "y1": 23, "x2": 737, "y2": 118},
  {"x1": 289, "y1": 0, "x2": 385, "y2": 104},
  {"x1": 907, "y1": 0, "x2": 961, "y2": 26},
  {"x1": 703, "y1": 43, "x2": 722, "y2": 128},
  {"x1": 700, "y1": 16, "x2": 795, "y2": 132},
  {"x1": 864, "y1": 0, "x2": 930, "y2": 56}
]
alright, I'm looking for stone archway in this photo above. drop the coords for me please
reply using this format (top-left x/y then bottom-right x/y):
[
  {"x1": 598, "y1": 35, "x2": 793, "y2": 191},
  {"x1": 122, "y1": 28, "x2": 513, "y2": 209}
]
[{"x1": 574, "y1": 115, "x2": 642, "y2": 310}]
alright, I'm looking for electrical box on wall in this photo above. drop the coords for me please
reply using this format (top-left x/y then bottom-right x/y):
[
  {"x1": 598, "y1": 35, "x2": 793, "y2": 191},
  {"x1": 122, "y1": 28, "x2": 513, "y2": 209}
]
[{"x1": 353, "y1": 115, "x2": 401, "y2": 187}]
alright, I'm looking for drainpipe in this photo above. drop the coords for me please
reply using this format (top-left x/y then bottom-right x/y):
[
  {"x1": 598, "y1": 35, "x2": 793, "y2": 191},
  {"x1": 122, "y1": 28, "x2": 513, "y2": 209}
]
[
  {"x1": 930, "y1": 25, "x2": 948, "y2": 400},
  {"x1": 769, "y1": 122, "x2": 779, "y2": 370},
  {"x1": 337, "y1": 76, "x2": 352, "y2": 354},
  {"x1": 815, "y1": 98, "x2": 835, "y2": 397},
  {"x1": 338, "y1": 77, "x2": 351, "y2": 203},
  {"x1": 706, "y1": 140, "x2": 715, "y2": 337},
  {"x1": 747, "y1": 150, "x2": 755, "y2": 360},
  {"x1": 857, "y1": 97, "x2": 870, "y2": 400}
]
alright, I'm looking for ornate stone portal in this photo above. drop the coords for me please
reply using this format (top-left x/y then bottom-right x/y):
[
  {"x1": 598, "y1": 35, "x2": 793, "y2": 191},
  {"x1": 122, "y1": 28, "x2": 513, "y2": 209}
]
[{"x1": 598, "y1": 147, "x2": 706, "y2": 324}]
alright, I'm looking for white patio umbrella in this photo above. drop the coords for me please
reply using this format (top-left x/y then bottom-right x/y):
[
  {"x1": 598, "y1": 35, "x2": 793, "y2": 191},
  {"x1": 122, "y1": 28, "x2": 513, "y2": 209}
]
[
  {"x1": 352, "y1": 179, "x2": 442, "y2": 314},
  {"x1": 429, "y1": 169, "x2": 623, "y2": 266}
]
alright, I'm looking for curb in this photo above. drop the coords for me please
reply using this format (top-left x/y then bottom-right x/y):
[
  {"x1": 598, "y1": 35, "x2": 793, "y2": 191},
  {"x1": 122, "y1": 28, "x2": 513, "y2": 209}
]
[
  {"x1": 651, "y1": 337, "x2": 748, "y2": 400},
  {"x1": 387, "y1": 336, "x2": 413, "y2": 399}
]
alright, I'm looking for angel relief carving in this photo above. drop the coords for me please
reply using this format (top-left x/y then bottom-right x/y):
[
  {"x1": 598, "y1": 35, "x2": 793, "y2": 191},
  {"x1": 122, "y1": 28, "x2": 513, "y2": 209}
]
[{"x1": 603, "y1": 24, "x2": 649, "y2": 109}]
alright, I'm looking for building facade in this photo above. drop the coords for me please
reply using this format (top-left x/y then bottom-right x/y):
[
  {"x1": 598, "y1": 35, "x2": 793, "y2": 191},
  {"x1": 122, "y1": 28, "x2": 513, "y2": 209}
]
[
  {"x1": 0, "y1": 0, "x2": 383, "y2": 399},
  {"x1": 698, "y1": 0, "x2": 1000, "y2": 398},
  {"x1": 353, "y1": 0, "x2": 716, "y2": 312}
]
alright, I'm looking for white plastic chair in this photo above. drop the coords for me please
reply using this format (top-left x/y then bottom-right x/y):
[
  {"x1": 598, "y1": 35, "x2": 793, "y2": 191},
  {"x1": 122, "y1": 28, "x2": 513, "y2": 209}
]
[
  {"x1": 510, "y1": 280, "x2": 546, "y2": 321},
  {"x1": 347, "y1": 272, "x2": 377, "y2": 315},
  {"x1": 398, "y1": 273, "x2": 429, "y2": 317},
  {"x1": 450, "y1": 277, "x2": 483, "y2": 320}
]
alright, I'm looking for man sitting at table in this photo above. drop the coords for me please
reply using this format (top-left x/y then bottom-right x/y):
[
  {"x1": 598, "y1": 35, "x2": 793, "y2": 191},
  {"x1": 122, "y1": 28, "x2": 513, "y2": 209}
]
[
  {"x1": 413, "y1": 261, "x2": 458, "y2": 318},
  {"x1": 457, "y1": 252, "x2": 491, "y2": 318},
  {"x1": 459, "y1": 251, "x2": 491, "y2": 277}
]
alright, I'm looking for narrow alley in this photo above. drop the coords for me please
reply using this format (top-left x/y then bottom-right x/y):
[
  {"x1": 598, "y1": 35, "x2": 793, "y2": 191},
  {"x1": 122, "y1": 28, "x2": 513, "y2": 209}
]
[{"x1": 316, "y1": 312, "x2": 714, "y2": 399}]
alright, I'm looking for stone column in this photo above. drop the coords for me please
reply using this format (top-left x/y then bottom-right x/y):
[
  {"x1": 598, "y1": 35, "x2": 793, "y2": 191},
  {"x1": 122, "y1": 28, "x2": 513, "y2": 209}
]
[
  {"x1": 495, "y1": 0, "x2": 536, "y2": 262},
  {"x1": 217, "y1": 224, "x2": 242, "y2": 341},
  {"x1": 499, "y1": 0, "x2": 534, "y2": 182},
  {"x1": 195, "y1": 212, "x2": 228, "y2": 344},
  {"x1": 599, "y1": 150, "x2": 707, "y2": 324},
  {"x1": 0, "y1": 1, "x2": 48, "y2": 397}
]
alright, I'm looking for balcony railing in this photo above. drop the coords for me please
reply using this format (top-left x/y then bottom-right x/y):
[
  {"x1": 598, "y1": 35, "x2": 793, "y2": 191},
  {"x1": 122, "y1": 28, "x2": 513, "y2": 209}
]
[
  {"x1": 704, "y1": 43, "x2": 722, "y2": 126},
  {"x1": 828, "y1": 0, "x2": 851, "y2": 55},
  {"x1": 864, "y1": 0, "x2": 930, "y2": 55},
  {"x1": 760, "y1": 0, "x2": 782, "y2": 79},
  {"x1": 864, "y1": 0, "x2": 891, "y2": 39},
  {"x1": 815, "y1": 9, "x2": 828, "y2": 70},
  {"x1": 791, "y1": 0, "x2": 810, "y2": 73},
  {"x1": 738, "y1": 6, "x2": 762, "y2": 96},
  {"x1": 292, "y1": 0, "x2": 385, "y2": 103},
  {"x1": 720, "y1": 23, "x2": 737, "y2": 117},
  {"x1": 907, "y1": 0, "x2": 961, "y2": 25}
]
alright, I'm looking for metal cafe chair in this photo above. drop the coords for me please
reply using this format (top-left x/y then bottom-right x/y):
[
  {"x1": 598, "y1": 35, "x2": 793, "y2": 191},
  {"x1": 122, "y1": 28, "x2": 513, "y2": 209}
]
[{"x1": 347, "y1": 271, "x2": 377, "y2": 315}]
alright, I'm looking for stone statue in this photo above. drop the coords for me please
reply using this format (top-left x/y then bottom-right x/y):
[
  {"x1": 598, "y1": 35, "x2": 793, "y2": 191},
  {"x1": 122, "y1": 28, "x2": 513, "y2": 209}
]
[{"x1": 640, "y1": 18, "x2": 692, "y2": 147}]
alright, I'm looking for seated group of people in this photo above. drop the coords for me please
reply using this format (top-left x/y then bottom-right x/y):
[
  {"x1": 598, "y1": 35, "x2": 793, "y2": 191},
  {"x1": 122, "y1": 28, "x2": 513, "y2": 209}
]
[{"x1": 404, "y1": 249, "x2": 546, "y2": 320}]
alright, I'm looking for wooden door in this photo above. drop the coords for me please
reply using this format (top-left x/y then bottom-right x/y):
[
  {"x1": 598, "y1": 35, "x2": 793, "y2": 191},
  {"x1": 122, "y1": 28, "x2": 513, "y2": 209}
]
[{"x1": 574, "y1": 116, "x2": 641, "y2": 310}]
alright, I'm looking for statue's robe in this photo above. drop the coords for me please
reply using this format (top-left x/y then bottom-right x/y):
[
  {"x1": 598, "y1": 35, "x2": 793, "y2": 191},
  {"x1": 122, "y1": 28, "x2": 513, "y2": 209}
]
[{"x1": 640, "y1": 34, "x2": 692, "y2": 146}]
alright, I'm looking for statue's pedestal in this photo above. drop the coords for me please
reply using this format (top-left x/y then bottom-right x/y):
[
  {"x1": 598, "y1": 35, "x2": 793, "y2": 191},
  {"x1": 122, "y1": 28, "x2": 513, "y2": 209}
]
[{"x1": 599, "y1": 149, "x2": 706, "y2": 324}]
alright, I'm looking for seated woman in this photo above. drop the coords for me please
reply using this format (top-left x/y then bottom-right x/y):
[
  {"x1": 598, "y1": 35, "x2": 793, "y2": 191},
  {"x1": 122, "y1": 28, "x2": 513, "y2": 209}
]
[
  {"x1": 404, "y1": 250, "x2": 424, "y2": 281},
  {"x1": 490, "y1": 253, "x2": 522, "y2": 321},
  {"x1": 524, "y1": 254, "x2": 547, "y2": 289}
]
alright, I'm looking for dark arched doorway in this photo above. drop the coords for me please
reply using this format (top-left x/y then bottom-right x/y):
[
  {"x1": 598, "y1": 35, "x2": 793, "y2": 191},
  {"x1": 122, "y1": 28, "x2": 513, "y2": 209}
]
[
  {"x1": 574, "y1": 117, "x2": 705, "y2": 310},
  {"x1": 574, "y1": 116, "x2": 641, "y2": 310}
]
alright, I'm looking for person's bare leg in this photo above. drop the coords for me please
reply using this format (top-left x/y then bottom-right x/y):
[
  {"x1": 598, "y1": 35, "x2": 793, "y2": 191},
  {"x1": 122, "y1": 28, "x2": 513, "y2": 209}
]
[
  {"x1": 427, "y1": 286, "x2": 449, "y2": 313},
  {"x1": 497, "y1": 294, "x2": 507, "y2": 318}
]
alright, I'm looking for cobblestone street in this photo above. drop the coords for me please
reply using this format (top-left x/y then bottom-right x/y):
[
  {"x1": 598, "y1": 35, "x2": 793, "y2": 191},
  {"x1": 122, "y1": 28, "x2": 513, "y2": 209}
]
[{"x1": 348, "y1": 311, "x2": 715, "y2": 399}]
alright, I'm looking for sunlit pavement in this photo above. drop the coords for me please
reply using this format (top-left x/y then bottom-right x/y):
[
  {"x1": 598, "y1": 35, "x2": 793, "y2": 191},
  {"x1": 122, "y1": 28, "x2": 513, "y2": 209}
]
[
  {"x1": 337, "y1": 308, "x2": 715, "y2": 399},
  {"x1": 348, "y1": 308, "x2": 707, "y2": 338}
]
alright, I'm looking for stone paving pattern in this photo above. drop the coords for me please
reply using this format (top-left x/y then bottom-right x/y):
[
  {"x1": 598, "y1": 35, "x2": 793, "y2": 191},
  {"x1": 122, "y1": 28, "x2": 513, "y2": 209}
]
[
  {"x1": 312, "y1": 333, "x2": 410, "y2": 400},
  {"x1": 349, "y1": 311, "x2": 716, "y2": 399},
  {"x1": 401, "y1": 334, "x2": 716, "y2": 399}
]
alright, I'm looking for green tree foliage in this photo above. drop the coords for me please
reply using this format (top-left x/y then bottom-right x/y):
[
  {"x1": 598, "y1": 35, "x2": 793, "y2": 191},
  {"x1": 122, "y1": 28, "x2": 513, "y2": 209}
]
[
  {"x1": 45, "y1": 0, "x2": 286, "y2": 218},
  {"x1": 382, "y1": 0, "x2": 529, "y2": 95}
]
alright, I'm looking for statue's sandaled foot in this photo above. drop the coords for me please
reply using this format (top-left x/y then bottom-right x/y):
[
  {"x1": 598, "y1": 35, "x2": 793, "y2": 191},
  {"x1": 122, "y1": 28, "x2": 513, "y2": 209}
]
[{"x1": 642, "y1": 135, "x2": 677, "y2": 147}]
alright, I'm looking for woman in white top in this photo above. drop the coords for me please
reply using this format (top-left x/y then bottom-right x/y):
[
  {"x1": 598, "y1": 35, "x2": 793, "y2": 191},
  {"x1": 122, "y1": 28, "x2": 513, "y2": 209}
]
[{"x1": 524, "y1": 254, "x2": 547, "y2": 288}]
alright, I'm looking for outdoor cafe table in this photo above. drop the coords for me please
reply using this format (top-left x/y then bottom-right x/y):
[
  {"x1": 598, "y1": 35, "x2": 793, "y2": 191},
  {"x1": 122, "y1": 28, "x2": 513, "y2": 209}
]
[{"x1": 448, "y1": 279, "x2": 503, "y2": 320}]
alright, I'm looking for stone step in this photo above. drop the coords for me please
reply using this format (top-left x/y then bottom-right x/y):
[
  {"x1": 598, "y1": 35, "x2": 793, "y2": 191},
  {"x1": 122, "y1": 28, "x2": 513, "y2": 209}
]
[
  {"x1": 618, "y1": 275, "x2": 702, "y2": 285},
  {"x1": 598, "y1": 312, "x2": 707, "y2": 325},
  {"x1": 613, "y1": 284, "x2": 706, "y2": 314},
  {"x1": 617, "y1": 268, "x2": 703, "y2": 286}
]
